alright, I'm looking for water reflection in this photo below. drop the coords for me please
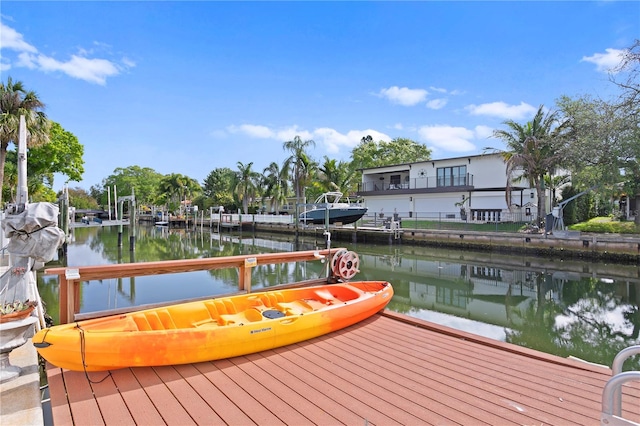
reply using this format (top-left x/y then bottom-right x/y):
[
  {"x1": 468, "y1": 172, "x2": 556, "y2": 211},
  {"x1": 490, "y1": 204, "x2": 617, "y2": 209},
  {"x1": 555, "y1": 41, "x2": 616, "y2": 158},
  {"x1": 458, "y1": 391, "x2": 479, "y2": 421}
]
[{"x1": 38, "y1": 225, "x2": 639, "y2": 370}]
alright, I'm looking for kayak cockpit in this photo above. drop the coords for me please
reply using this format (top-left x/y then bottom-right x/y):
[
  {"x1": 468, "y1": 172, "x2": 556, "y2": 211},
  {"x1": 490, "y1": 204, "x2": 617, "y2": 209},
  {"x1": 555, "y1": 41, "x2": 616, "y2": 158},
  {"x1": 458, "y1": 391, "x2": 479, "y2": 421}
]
[{"x1": 82, "y1": 284, "x2": 370, "y2": 332}]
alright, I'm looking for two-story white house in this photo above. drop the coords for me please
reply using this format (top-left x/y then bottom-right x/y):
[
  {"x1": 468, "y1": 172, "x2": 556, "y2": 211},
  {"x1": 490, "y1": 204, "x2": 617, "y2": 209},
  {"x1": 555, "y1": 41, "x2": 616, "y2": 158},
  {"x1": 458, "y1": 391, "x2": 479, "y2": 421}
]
[{"x1": 357, "y1": 153, "x2": 538, "y2": 222}]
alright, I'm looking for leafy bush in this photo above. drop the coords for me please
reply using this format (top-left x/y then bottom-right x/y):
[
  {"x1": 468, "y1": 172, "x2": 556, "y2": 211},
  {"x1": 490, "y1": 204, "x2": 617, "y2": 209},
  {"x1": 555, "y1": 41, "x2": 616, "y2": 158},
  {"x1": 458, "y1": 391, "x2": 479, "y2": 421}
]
[{"x1": 568, "y1": 217, "x2": 639, "y2": 234}]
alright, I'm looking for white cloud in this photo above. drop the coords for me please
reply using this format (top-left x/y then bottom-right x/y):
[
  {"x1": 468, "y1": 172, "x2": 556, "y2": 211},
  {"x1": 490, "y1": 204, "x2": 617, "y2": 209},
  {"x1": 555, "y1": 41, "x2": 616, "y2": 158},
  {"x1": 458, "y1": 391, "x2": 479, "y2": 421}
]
[
  {"x1": 274, "y1": 126, "x2": 314, "y2": 143},
  {"x1": 418, "y1": 125, "x2": 476, "y2": 152},
  {"x1": 466, "y1": 101, "x2": 537, "y2": 120},
  {"x1": 0, "y1": 22, "x2": 37, "y2": 53},
  {"x1": 224, "y1": 123, "x2": 390, "y2": 155},
  {"x1": 426, "y1": 98, "x2": 447, "y2": 110},
  {"x1": 1, "y1": 20, "x2": 129, "y2": 85},
  {"x1": 429, "y1": 86, "x2": 447, "y2": 94},
  {"x1": 581, "y1": 48, "x2": 624, "y2": 73},
  {"x1": 34, "y1": 53, "x2": 120, "y2": 85},
  {"x1": 227, "y1": 124, "x2": 275, "y2": 138},
  {"x1": 378, "y1": 86, "x2": 428, "y2": 106},
  {"x1": 320, "y1": 129, "x2": 390, "y2": 153}
]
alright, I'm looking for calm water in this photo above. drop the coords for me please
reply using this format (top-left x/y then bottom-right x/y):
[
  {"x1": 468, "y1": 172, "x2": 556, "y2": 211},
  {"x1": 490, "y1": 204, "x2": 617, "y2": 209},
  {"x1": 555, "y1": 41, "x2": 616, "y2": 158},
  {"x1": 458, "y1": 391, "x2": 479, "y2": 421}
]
[{"x1": 38, "y1": 224, "x2": 640, "y2": 370}]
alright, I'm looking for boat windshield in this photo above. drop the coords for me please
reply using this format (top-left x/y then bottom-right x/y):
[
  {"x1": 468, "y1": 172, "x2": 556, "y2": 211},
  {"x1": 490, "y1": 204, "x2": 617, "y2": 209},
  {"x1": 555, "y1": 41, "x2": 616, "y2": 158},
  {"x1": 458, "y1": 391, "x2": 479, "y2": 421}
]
[{"x1": 314, "y1": 192, "x2": 344, "y2": 204}]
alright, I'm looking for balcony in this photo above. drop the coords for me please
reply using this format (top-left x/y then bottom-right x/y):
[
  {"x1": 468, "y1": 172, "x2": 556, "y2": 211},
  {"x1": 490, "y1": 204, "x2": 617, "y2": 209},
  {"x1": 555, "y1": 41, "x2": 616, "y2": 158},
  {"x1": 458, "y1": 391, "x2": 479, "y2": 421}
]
[{"x1": 357, "y1": 174, "x2": 474, "y2": 195}]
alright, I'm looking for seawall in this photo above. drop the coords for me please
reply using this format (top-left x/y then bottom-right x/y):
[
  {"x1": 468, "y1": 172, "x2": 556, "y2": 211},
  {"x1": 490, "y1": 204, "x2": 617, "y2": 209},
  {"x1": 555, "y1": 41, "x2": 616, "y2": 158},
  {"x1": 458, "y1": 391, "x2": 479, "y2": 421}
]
[{"x1": 245, "y1": 223, "x2": 640, "y2": 263}]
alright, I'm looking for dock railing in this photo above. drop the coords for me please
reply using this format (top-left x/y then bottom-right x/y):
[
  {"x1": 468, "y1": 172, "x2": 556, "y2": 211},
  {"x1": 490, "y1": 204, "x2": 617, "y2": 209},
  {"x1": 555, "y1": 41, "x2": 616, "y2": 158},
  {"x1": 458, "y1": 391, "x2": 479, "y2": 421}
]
[{"x1": 45, "y1": 248, "x2": 342, "y2": 324}]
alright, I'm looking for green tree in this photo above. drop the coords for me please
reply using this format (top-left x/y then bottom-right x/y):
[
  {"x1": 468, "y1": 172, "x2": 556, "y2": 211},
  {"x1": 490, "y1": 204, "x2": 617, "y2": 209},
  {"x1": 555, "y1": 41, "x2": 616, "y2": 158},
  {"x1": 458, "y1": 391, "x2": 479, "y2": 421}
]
[
  {"x1": 202, "y1": 167, "x2": 236, "y2": 211},
  {"x1": 67, "y1": 187, "x2": 99, "y2": 210},
  {"x1": 490, "y1": 105, "x2": 568, "y2": 224},
  {"x1": 29, "y1": 120, "x2": 84, "y2": 186},
  {"x1": 262, "y1": 161, "x2": 289, "y2": 213},
  {"x1": 557, "y1": 96, "x2": 638, "y2": 199},
  {"x1": 100, "y1": 166, "x2": 164, "y2": 208},
  {"x1": 0, "y1": 77, "x2": 50, "y2": 206},
  {"x1": 350, "y1": 136, "x2": 432, "y2": 170},
  {"x1": 283, "y1": 135, "x2": 316, "y2": 205},
  {"x1": 3, "y1": 121, "x2": 85, "y2": 202},
  {"x1": 233, "y1": 161, "x2": 261, "y2": 214}
]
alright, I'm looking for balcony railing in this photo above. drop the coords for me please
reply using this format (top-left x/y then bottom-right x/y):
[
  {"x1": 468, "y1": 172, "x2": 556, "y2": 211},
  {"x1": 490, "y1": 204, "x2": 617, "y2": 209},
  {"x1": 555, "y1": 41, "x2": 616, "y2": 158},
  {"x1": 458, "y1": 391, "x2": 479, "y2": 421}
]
[{"x1": 358, "y1": 174, "x2": 474, "y2": 193}]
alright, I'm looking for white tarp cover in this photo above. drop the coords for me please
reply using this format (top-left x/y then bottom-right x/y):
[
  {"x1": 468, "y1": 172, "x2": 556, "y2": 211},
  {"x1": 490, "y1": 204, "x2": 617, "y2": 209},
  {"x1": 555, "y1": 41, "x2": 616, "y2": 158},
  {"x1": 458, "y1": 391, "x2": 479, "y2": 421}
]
[{"x1": 1, "y1": 203, "x2": 65, "y2": 262}]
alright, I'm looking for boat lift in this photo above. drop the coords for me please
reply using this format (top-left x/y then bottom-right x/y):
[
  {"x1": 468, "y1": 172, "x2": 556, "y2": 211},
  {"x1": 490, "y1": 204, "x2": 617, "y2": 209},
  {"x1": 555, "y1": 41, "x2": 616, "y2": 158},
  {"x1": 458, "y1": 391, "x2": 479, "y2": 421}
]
[{"x1": 551, "y1": 185, "x2": 598, "y2": 233}]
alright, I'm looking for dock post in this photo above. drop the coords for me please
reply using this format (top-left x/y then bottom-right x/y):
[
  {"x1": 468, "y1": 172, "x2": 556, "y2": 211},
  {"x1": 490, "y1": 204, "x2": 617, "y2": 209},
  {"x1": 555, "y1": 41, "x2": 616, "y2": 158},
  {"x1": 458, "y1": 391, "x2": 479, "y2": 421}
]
[
  {"x1": 129, "y1": 189, "x2": 136, "y2": 252},
  {"x1": 118, "y1": 200, "x2": 123, "y2": 247}
]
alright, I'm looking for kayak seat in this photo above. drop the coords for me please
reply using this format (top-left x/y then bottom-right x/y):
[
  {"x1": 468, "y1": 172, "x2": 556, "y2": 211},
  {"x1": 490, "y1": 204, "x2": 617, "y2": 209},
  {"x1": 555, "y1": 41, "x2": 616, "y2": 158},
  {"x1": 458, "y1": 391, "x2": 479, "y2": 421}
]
[
  {"x1": 313, "y1": 290, "x2": 340, "y2": 305},
  {"x1": 133, "y1": 314, "x2": 152, "y2": 331},
  {"x1": 131, "y1": 311, "x2": 177, "y2": 331},
  {"x1": 219, "y1": 308, "x2": 263, "y2": 325},
  {"x1": 303, "y1": 298, "x2": 329, "y2": 310},
  {"x1": 277, "y1": 300, "x2": 313, "y2": 315},
  {"x1": 156, "y1": 310, "x2": 177, "y2": 329}
]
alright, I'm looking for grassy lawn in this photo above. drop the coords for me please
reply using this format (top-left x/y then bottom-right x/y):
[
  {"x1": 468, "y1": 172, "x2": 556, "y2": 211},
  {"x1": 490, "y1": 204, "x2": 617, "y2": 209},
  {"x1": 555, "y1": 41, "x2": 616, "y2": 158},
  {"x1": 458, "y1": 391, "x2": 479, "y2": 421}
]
[{"x1": 399, "y1": 216, "x2": 640, "y2": 235}]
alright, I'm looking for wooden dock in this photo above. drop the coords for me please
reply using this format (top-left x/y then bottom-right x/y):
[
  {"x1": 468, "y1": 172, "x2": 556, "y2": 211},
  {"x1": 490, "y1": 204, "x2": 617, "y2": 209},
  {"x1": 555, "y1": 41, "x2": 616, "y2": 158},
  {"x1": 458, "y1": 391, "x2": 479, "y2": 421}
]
[{"x1": 46, "y1": 311, "x2": 640, "y2": 425}]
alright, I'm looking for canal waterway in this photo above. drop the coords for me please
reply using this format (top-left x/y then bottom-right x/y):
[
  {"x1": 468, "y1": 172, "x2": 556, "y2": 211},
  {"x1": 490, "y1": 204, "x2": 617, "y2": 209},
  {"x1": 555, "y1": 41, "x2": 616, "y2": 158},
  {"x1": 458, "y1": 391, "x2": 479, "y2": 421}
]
[{"x1": 38, "y1": 224, "x2": 640, "y2": 370}]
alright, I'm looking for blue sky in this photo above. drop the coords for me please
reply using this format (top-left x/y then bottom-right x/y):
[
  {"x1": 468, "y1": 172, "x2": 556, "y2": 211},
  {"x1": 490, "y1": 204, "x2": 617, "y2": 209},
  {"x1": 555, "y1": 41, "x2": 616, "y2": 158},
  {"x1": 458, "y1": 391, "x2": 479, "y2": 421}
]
[{"x1": 1, "y1": 1, "x2": 638, "y2": 192}]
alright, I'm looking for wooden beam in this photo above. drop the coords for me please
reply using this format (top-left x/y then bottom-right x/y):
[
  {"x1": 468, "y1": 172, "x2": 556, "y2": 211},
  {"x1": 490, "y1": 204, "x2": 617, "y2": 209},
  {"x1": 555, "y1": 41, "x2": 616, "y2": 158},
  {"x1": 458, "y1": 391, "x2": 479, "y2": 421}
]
[
  {"x1": 46, "y1": 249, "x2": 342, "y2": 323},
  {"x1": 45, "y1": 249, "x2": 338, "y2": 281}
]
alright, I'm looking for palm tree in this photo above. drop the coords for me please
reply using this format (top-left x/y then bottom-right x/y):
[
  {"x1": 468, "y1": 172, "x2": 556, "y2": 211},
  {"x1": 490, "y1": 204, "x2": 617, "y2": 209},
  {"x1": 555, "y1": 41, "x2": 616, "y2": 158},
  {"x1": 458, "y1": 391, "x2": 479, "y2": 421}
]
[
  {"x1": 489, "y1": 105, "x2": 568, "y2": 225},
  {"x1": 262, "y1": 161, "x2": 289, "y2": 213},
  {"x1": 283, "y1": 136, "x2": 316, "y2": 206},
  {"x1": 157, "y1": 173, "x2": 200, "y2": 215},
  {"x1": 316, "y1": 156, "x2": 357, "y2": 196},
  {"x1": 0, "y1": 77, "x2": 50, "y2": 206},
  {"x1": 544, "y1": 173, "x2": 571, "y2": 209},
  {"x1": 234, "y1": 161, "x2": 260, "y2": 214}
]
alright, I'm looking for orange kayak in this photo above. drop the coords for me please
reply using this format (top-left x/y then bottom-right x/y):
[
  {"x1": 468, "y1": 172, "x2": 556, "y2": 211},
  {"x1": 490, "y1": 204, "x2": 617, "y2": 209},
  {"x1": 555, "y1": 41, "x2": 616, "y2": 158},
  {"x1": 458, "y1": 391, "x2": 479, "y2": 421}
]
[{"x1": 33, "y1": 281, "x2": 393, "y2": 371}]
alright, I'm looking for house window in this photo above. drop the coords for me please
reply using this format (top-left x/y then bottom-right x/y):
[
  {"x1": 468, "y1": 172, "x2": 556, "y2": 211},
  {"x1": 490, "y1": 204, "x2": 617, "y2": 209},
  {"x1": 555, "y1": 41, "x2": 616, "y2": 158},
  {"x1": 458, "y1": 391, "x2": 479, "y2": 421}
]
[{"x1": 437, "y1": 166, "x2": 467, "y2": 187}]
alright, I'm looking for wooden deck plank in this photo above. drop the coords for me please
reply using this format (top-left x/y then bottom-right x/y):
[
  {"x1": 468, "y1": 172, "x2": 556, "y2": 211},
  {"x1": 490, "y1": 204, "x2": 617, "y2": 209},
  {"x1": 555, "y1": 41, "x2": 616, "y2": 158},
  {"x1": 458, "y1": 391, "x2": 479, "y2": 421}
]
[
  {"x1": 45, "y1": 363, "x2": 74, "y2": 425},
  {"x1": 271, "y1": 344, "x2": 407, "y2": 425},
  {"x1": 242, "y1": 351, "x2": 343, "y2": 425},
  {"x1": 62, "y1": 369, "x2": 106, "y2": 425},
  {"x1": 151, "y1": 365, "x2": 223, "y2": 424},
  {"x1": 246, "y1": 349, "x2": 359, "y2": 424},
  {"x1": 227, "y1": 356, "x2": 317, "y2": 425},
  {"x1": 46, "y1": 312, "x2": 640, "y2": 426},
  {"x1": 350, "y1": 317, "x2": 602, "y2": 424},
  {"x1": 173, "y1": 363, "x2": 254, "y2": 425},
  {"x1": 371, "y1": 315, "x2": 614, "y2": 424},
  {"x1": 211, "y1": 358, "x2": 288, "y2": 425},
  {"x1": 87, "y1": 372, "x2": 136, "y2": 425},
  {"x1": 290, "y1": 337, "x2": 467, "y2": 425},
  {"x1": 130, "y1": 367, "x2": 196, "y2": 425},
  {"x1": 299, "y1": 330, "x2": 517, "y2": 425},
  {"x1": 193, "y1": 358, "x2": 286, "y2": 425},
  {"x1": 109, "y1": 368, "x2": 166, "y2": 425}
]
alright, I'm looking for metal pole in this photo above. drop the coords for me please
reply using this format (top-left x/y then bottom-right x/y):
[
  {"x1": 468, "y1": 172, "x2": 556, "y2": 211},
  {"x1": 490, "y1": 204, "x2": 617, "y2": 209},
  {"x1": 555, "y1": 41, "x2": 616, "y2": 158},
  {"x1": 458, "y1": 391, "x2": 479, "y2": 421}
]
[{"x1": 16, "y1": 116, "x2": 28, "y2": 209}]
